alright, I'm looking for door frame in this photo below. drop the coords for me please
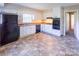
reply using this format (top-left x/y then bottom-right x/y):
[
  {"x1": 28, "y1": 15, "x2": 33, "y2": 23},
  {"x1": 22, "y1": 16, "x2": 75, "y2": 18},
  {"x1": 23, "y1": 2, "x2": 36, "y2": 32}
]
[{"x1": 63, "y1": 10, "x2": 78, "y2": 36}]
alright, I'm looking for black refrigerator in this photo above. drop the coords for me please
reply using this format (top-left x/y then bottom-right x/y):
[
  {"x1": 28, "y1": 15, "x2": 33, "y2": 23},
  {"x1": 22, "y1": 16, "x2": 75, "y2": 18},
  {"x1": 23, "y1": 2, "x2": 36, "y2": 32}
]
[{"x1": 0, "y1": 13, "x2": 20, "y2": 46}]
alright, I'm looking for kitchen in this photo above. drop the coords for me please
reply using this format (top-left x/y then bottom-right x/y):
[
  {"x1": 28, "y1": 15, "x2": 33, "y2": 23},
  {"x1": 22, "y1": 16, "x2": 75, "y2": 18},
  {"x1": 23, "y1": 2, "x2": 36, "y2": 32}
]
[
  {"x1": 0, "y1": 3, "x2": 60, "y2": 46},
  {"x1": 1, "y1": 3, "x2": 79, "y2": 56}
]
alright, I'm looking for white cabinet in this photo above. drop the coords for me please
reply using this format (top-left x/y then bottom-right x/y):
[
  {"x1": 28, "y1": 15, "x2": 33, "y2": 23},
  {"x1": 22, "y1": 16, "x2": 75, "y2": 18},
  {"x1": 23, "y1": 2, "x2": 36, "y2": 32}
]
[
  {"x1": 41, "y1": 24, "x2": 61, "y2": 36},
  {"x1": 20, "y1": 25, "x2": 36, "y2": 38},
  {"x1": 0, "y1": 3, "x2": 4, "y2": 7},
  {"x1": 41, "y1": 24, "x2": 51, "y2": 33},
  {"x1": 41, "y1": 24, "x2": 45, "y2": 32},
  {"x1": 52, "y1": 7, "x2": 61, "y2": 18},
  {"x1": 3, "y1": 9, "x2": 17, "y2": 14}
]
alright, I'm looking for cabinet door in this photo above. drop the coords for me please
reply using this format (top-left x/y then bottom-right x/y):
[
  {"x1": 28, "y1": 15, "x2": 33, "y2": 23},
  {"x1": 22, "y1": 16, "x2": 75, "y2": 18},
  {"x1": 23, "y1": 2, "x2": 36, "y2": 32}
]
[
  {"x1": 41, "y1": 24, "x2": 52, "y2": 32},
  {"x1": 26, "y1": 26, "x2": 36, "y2": 35},
  {"x1": 41, "y1": 24, "x2": 45, "y2": 32},
  {"x1": 20, "y1": 25, "x2": 36, "y2": 38}
]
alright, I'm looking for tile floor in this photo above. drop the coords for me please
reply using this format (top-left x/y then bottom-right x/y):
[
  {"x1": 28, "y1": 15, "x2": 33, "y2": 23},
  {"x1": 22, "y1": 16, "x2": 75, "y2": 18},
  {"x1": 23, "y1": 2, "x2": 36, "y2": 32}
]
[{"x1": 0, "y1": 32, "x2": 79, "y2": 56}]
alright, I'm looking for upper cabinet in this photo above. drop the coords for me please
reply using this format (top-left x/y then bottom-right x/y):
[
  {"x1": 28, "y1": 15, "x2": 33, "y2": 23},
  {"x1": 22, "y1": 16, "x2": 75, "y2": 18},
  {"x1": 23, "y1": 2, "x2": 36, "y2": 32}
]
[
  {"x1": 0, "y1": 3, "x2": 4, "y2": 7},
  {"x1": 0, "y1": 3, "x2": 4, "y2": 12},
  {"x1": 43, "y1": 7, "x2": 62, "y2": 19},
  {"x1": 52, "y1": 7, "x2": 61, "y2": 18}
]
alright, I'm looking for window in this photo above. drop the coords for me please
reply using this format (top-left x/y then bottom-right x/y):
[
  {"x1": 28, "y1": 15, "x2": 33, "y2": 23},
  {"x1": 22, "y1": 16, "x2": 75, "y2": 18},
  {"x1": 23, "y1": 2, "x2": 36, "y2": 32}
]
[{"x1": 23, "y1": 14, "x2": 35, "y2": 23}]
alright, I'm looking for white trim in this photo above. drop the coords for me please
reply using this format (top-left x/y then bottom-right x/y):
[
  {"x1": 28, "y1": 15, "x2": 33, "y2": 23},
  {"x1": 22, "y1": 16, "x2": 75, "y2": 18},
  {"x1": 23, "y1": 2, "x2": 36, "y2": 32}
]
[{"x1": 64, "y1": 9, "x2": 78, "y2": 39}]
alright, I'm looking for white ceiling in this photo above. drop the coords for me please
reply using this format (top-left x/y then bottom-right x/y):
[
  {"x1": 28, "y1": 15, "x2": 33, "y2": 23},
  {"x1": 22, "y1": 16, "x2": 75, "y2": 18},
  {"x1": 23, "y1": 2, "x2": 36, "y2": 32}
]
[{"x1": 16, "y1": 3, "x2": 78, "y2": 11}]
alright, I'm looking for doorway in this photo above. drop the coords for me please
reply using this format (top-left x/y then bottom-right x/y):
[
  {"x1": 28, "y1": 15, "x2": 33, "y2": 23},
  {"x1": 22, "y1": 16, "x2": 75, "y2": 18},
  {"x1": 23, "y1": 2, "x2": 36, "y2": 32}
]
[{"x1": 66, "y1": 12, "x2": 75, "y2": 36}]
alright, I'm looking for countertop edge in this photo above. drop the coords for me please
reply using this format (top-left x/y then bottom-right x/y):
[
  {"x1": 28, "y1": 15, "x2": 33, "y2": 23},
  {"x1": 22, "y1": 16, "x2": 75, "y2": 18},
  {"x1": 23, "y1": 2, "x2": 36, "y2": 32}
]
[{"x1": 18, "y1": 23, "x2": 52, "y2": 27}]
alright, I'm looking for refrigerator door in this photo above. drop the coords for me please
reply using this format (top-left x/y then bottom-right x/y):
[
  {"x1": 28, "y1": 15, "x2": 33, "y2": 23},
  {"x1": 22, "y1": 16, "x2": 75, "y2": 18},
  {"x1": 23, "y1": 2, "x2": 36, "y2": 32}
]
[{"x1": 1, "y1": 14, "x2": 20, "y2": 46}]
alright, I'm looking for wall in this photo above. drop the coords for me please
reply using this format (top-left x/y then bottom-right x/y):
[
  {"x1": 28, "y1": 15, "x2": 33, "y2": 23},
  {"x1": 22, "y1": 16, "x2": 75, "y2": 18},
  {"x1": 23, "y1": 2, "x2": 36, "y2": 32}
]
[
  {"x1": 43, "y1": 9, "x2": 53, "y2": 19},
  {"x1": 71, "y1": 14, "x2": 75, "y2": 29},
  {"x1": 60, "y1": 7, "x2": 64, "y2": 36},
  {"x1": 66, "y1": 13, "x2": 69, "y2": 31},
  {"x1": 76, "y1": 10, "x2": 79, "y2": 40}
]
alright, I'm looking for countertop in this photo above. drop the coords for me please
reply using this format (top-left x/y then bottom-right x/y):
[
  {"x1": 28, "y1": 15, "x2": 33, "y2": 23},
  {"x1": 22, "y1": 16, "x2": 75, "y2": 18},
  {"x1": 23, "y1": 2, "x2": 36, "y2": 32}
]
[
  {"x1": 18, "y1": 23, "x2": 52, "y2": 27},
  {"x1": 18, "y1": 19, "x2": 53, "y2": 27}
]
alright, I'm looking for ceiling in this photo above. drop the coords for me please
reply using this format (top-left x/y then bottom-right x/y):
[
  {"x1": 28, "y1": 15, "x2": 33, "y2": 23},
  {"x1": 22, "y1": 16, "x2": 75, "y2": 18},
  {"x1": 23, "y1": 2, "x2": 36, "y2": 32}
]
[{"x1": 16, "y1": 3, "x2": 78, "y2": 11}]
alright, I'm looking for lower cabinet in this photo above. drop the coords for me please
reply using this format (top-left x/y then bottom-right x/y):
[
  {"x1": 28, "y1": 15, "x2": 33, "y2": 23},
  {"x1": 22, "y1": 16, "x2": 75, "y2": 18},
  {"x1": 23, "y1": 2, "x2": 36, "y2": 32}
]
[
  {"x1": 20, "y1": 25, "x2": 36, "y2": 38},
  {"x1": 41, "y1": 24, "x2": 61, "y2": 36}
]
